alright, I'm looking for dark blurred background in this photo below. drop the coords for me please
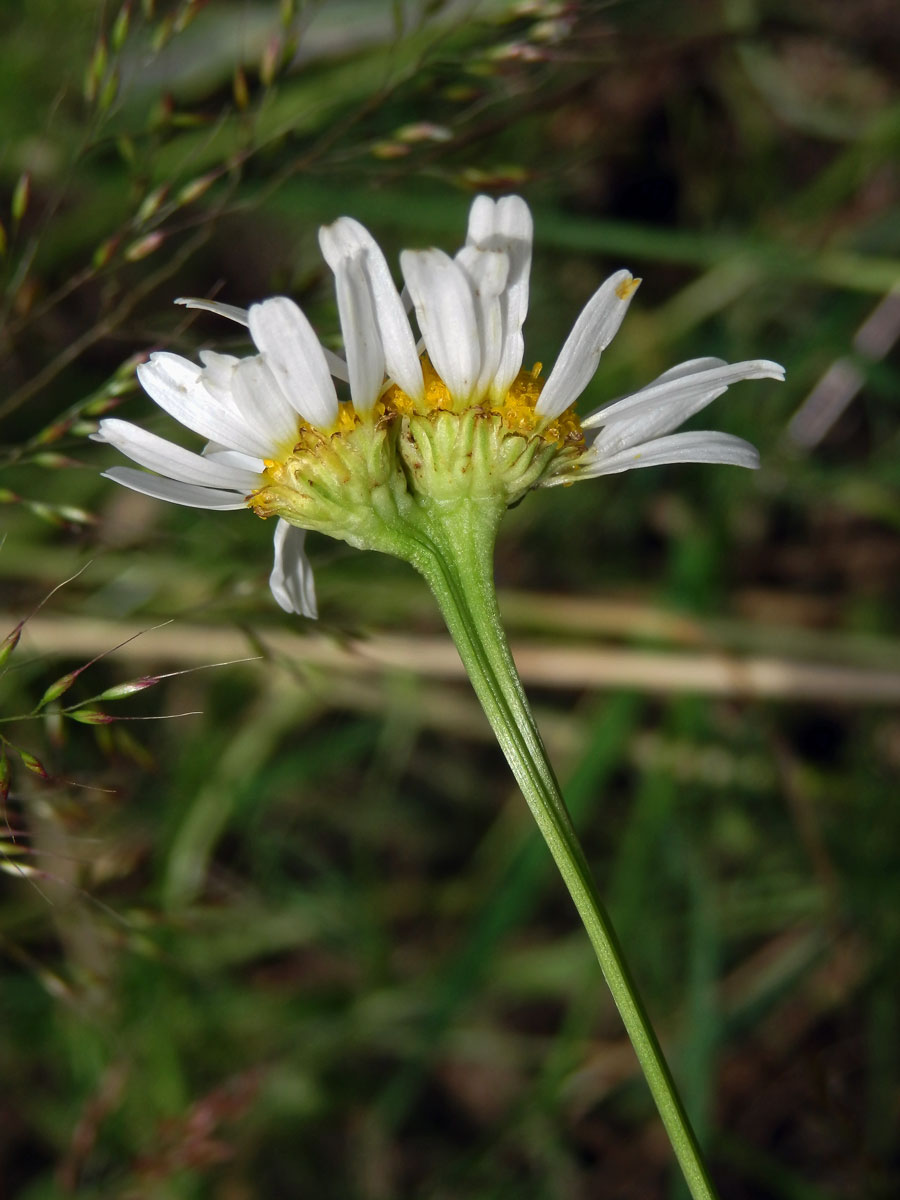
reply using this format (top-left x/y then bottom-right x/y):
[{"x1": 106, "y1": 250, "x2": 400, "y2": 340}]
[{"x1": 1, "y1": 1, "x2": 899, "y2": 1196}]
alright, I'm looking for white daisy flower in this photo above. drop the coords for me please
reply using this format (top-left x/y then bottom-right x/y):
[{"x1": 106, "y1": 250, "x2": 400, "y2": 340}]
[
  {"x1": 95, "y1": 195, "x2": 783, "y2": 618},
  {"x1": 93, "y1": 290, "x2": 382, "y2": 619}
]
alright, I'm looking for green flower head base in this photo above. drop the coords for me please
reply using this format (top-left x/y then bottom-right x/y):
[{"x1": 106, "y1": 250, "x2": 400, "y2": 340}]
[{"x1": 95, "y1": 196, "x2": 784, "y2": 617}]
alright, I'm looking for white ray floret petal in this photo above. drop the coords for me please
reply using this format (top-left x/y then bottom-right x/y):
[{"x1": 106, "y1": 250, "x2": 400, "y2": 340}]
[
  {"x1": 203, "y1": 445, "x2": 265, "y2": 473},
  {"x1": 455, "y1": 244, "x2": 510, "y2": 400},
  {"x1": 330, "y1": 249, "x2": 385, "y2": 414},
  {"x1": 101, "y1": 466, "x2": 251, "y2": 508},
  {"x1": 182, "y1": 300, "x2": 351, "y2": 383},
  {"x1": 229, "y1": 355, "x2": 303, "y2": 448},
  {"x1": 400, "y1": 248, "x2": 482, "y2": 402},
  {"x1": 567, "y1": 431, "x2": 761, "y2": 480},
  {"x1": 579, "y1": 358, "x2": 783, "y2": 465},
  {"x1": 535, "y1": 269, "x2": 638, "y2": 419},
  {"x1": 270, "y1": 520, "x2": 318, "y2": 619},
  {"x1": 248, "y1": 297, "x2": 339, "y2": 429},
  {"x1": 463, "y1": 194, "x2": 533, "y2": 400},
  {"x1": 137, "y1": 353, "x2": 279, "y2": 459},
  {"x1": 320, "y1": 217, "x2": 424, "y2": 401},
  {"x1": 584, "y1": 358, "x2": 785, "y2": 432},
  {"x1": 175, "y1": 297, "x2": 250, "y2": 326},
  {"x1": 92, "y1": 419, "x2": 260, "y2": 490},
  {"x1": 543, "y1": 432, "x2": 760, "y2": 487}
]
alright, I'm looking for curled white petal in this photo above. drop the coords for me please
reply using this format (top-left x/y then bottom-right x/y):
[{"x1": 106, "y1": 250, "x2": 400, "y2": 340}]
[
  {"x1": 320, "y1": 217, "x2": 423, "y2": 401},
  {"x1": 535, "y1": 269, "x2": 639, "y2": 418},
  {"x1": 93, "y1": 419, "x2": 260, "y2": 490},
  {"x1": 269, "y1": 520, "x2": 318, "y2": 618},
  {"x1": 248, "y1": 297, "x2": 338, "y2": 429},
  {"x1": 400, "y1": 248, "x2": 480, "y2": 403},
  {"x1": 175, "y1": 297, "x2": 249, "y2": 326},
  {"x1": 102, "y1": 466, "x2": 249, "y2": 508}
]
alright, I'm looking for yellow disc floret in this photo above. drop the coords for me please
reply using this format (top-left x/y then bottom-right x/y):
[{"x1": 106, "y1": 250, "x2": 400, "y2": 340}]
[{"x1": 382, "y1": 356, "x2": 585, "y2": 451}]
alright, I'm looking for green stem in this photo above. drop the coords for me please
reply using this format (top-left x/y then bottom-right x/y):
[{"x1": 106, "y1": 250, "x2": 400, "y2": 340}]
[{"x1": 410, "y1": 496, "x2": 720, "y2": 1200}]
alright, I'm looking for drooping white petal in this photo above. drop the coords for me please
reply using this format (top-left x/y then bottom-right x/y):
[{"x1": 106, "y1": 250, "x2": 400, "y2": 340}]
[
  {"x1": 331, "y1": 250, "x2": 384, "y2": 414},
  {"x1": 248, "y1": 297, "x2": 338, "y2": 429},
  {"x1": 93, "y1": 419, "x2": 261, "y2": 489},
  {"x1": 102, "y1": 466, "x2": 249, "y2": 508},
  {"x1": 175, "y1": 297, "x2": 249, "y2": 326},
  {"x1": 583, "y1": 359, "x2": 785, "y2": 431},
  {"x1": 269, "y1": 520, "x2": 318, "y2": 618},
  {"x1": 400, "y1": 248, "x2": 481, "y2": 402},
  {"x1": 229, "y1": 356, "x2": 300, "y2": 448},
  {"x1": 560, "y1": 430, "x2": 761, "y2": 481},
  {"x1": 320, "y1": 217, "x2": 423, "y2": 401},
  {"x1": 455, "y1": 245, "x2": 509, "y2": 400},
  {"x1": 137, "y1": 353, "x2": 279, "y2": 458},
  {"x1": 535, "y1": 269, "x2": 639, "y2": 418},
  {"x1": 464, "y1": 195, "x2": 533, "y2": 399}
]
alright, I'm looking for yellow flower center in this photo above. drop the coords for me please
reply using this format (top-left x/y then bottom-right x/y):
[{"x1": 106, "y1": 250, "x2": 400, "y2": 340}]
[
  {"x1": 382, "y1": 357, "x2": 585, "y2": 449},
  {"x1": 251, "y1": 354, "x2": 586, "y2": 533},
  {"x1": 261, "y1": 355, "x2": 585, "y2": 490}
]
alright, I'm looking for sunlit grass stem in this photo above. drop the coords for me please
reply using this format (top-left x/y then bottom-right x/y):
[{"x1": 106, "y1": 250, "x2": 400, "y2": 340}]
[{"x1": 409, "y1": 495, "x2": 720, "y2": 1200}]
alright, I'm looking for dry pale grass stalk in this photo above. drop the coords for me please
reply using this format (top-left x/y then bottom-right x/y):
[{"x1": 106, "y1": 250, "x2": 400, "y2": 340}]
[{"x1": 13, "y1": 613, "x2": 900, "y2": 703}]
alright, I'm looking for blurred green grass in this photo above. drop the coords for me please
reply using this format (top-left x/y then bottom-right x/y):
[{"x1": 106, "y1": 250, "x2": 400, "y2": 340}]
[{"x1": 1, "y1": 1, "x2": 899, "y2": 1197}]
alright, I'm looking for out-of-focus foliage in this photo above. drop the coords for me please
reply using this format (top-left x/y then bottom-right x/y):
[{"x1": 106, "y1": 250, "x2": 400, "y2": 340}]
[{"x1": 1, "y1": 1, "x2": 898, "y2": 1197}]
